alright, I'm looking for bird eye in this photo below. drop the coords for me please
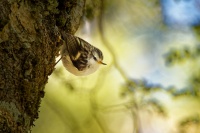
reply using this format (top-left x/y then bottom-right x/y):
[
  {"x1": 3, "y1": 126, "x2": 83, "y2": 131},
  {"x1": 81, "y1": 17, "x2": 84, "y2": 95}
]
[{"x1": 93, "y1": 56, "x2": 97, "y2": 61}]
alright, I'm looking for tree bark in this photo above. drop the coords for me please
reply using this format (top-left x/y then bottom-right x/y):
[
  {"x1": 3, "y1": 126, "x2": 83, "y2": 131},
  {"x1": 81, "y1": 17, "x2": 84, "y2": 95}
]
[{"x1": 0, "y1": 0, "x2": 85, "y2": 132}]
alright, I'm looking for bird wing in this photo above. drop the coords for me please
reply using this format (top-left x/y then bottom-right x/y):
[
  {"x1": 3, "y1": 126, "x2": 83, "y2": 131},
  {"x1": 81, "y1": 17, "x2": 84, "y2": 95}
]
[{"x1": 61, "y1": 31, "x2": 90, "y2": 71}]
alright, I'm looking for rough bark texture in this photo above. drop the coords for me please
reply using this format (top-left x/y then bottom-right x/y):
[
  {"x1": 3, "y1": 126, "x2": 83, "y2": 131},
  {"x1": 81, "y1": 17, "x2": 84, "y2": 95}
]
[{"x1": 0, "y1": 0, "x2": 85, "y2": 132}]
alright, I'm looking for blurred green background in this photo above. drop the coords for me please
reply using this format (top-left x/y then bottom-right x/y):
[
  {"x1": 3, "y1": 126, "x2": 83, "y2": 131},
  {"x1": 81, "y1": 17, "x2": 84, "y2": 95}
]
[{"x1": 32, "y1": 0, "x2": 200, "y2": 133}]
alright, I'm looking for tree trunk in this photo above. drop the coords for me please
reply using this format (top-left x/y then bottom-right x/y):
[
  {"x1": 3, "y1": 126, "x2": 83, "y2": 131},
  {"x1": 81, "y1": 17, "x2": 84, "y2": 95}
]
[{"x1": 0, "y1": 0, "x2": 85, "y2": 132}]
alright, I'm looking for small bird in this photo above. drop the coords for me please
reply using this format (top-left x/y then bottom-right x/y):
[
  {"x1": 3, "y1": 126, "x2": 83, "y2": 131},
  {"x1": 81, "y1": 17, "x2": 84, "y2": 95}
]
[{"x1": 60, "y1": 31, "x2": 106, "y2": 76}]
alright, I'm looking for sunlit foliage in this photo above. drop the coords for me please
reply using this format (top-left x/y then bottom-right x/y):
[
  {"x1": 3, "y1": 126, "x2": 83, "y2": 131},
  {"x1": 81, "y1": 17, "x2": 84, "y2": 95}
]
[{"x1": 32, "y1": 0, "x2": 200, "y2": 133}]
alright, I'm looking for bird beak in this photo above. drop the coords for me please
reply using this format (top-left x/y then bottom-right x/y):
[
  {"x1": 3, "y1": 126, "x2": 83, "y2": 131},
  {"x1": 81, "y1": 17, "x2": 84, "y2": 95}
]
[{"x1": 98, "y1": 61, "x2": 107, "y2": 65}]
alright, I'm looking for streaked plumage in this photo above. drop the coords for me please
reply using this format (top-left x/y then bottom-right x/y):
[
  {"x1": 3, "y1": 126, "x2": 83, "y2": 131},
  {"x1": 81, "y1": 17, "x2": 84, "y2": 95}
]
[{"x1": 60, "y1": 32, "x2": 106, "y2": 76}]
